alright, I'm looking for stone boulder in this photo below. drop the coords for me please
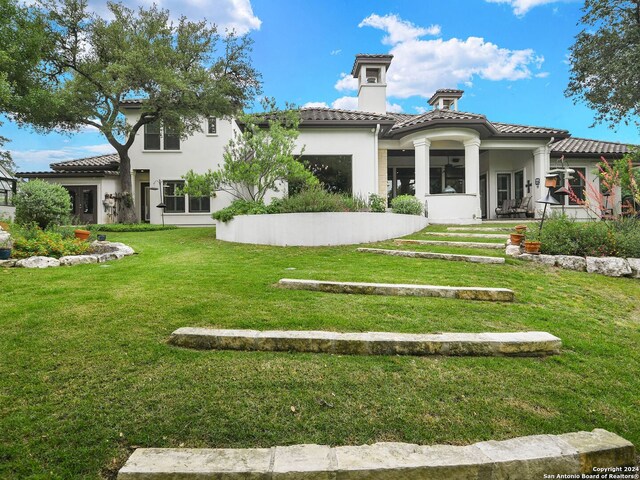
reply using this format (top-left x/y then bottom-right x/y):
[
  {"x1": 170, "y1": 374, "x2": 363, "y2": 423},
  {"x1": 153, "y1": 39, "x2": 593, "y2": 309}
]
[
  {"x1": 556, "y1": 255, "x2": 587, "y2": 272},
  {"x1": 59, "y1": 255, "x2": 98, "y2": 266},
  {"x1": 505, "y1": 245, "x2": 522, "y2": 257},
  {"x1": 532, "y1": 254, "x2": 557, "y2": 266},
  {"x1": 96, "y1": 251, "x2": 125, "y2": 263},
  {"x1": 627, "y1": 258, "x2": 640, "y2": 279},
  {"x1": 90, "y1": 240, "x2": 135, "y2": 256},
  {"x1": 586, "y1": 257, "x2": 632, "y2": 277},
  {"x1": 16, "y1": 256, "x2": 60, "y2": 268}
]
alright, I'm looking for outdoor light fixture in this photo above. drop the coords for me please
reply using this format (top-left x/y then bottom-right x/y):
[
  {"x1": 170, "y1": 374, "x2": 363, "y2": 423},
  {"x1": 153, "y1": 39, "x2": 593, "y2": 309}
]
[{"x1": 536, "y1": 190, "x2": 561, "y2": 233}]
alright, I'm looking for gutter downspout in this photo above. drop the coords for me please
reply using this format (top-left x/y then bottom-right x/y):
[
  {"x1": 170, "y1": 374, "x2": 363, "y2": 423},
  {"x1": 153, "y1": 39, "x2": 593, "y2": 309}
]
[{"x1": 373, "y1": 124, "x2": 380, "y2": 197}]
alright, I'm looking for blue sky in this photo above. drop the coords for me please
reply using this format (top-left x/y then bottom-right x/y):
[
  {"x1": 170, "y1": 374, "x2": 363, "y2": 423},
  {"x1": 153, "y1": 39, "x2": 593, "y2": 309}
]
[{"x1": 4, "y1": 0, "x2": 640, "y2": 172}]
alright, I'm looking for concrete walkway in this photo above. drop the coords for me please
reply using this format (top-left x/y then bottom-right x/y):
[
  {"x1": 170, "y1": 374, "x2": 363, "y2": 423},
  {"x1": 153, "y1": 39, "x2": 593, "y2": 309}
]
[
  {"x1": 277, "y1": 278, "x2": 515, "y2": 302},
  {"x1": 169, "y1": 328, "x2": 560, "y2": 357},
  {"x1": 118, "y1": 429, "x2": 635, "y2": 479},
  {"x1": 357, "y1": 247, "x2": 505, "y2": 264}
]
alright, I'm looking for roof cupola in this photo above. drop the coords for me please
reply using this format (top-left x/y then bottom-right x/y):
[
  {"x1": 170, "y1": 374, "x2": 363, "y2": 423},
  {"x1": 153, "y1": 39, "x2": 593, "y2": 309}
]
[
  {"x1": 428, "y1": 89, "x2": 464, "y2": 111},
  {"x1": 351, "y1": 54, "x2": 393, "y2": 114}
]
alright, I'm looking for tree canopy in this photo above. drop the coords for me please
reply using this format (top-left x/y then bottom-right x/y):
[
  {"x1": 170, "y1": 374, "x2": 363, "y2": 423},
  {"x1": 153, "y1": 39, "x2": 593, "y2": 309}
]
[
  {"x1": 566, "y1": 0, "x2": 640, "y2": 129},
  {"x1": 7, "y1": 0, "x2": 261, "y2": 221},
  {"x1": 0, "y1": 0, "x2": 52, "y2": 173}
]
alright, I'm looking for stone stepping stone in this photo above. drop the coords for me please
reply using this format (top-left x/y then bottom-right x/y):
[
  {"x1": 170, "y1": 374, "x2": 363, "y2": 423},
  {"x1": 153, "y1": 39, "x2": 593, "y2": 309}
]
[
  {"x1": 277, "y1": 278, "x2": 514, "y2": 302},
  {"x1": 423, "y1": 231, "x2": 509, "y2": 239},
  {"x1": 448, "y1": 226, "x2": 512, "y2": 232},
  {"x1": 357, "y1": 247, "x2": 505, "y2": 264},
  {"x1": 118, "y1": 429, "x2": 635, "y2": 479},
  {"x1": 395, "y1": 239, "x2": 505, "y2": 250},
  {"x1": 168, "y1": 328, "x2": 560, "y2": 357}
]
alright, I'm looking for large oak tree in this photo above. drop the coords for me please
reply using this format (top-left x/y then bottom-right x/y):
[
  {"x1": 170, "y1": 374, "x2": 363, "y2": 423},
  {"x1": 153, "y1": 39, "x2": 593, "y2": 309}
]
[
  {"x1": 12, "y1": 0, "x2": 260, "y2": 222},
  {"x1": 566, "y1": 0, "x2": 640, "y2": 130}
]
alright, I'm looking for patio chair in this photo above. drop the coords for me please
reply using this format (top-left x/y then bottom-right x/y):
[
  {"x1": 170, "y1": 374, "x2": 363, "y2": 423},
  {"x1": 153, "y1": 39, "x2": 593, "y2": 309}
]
[
  {"x1": 495, "y1": 199, "x2": 515, "y2": 217},
  {"x1": 511, "y1": 196, "x2": 531, "y2": 218}
]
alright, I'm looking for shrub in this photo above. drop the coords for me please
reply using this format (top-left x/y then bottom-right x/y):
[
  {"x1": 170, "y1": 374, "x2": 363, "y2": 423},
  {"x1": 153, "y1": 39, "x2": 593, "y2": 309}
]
[
  {"x1": 368, "y1": 194, "x2": 386, "y2": 213},
  {"x1": 87, "y1": 223, "x2": 178, "y2": 232},
  {"x1": 537, "y1": 216, "x2": 640, "y2": 257},
  {"x1": 212, "y1": 200, "x2": 269, "y2": 223},
  {"x1": 10, "y1": 224, "x2": 90, "y2": 259},
  {"x1": 390, "y1": 195, "x2": 423, "y2": 215},
  {"x1": 14, "y1": 180, "x2": 71, "y2": 229},
  {"x1": 271, "y1": 187, "x2": 367, "y2": 214}
]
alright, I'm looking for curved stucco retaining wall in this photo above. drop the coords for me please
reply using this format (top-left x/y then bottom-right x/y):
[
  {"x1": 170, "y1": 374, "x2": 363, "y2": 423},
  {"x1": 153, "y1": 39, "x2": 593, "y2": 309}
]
[{"x1": 216, "y1": 212, "x2": 429, "y2": 246}]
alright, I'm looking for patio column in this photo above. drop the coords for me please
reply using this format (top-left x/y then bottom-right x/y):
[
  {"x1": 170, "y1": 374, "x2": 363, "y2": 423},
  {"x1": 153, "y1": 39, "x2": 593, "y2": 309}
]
[
  {"x1": 533, "y1": 145, "x2": 550, "y2": 193},
  {"x1": 464, "y1": 138, "x2": 481, "y2": 195},
  {"x1": 414, "y1": 138, "x2": 431, "y2": 200}
]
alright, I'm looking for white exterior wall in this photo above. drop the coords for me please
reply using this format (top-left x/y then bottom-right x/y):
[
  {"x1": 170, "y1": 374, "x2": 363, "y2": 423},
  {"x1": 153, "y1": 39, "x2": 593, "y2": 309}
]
[
  {"x1": 295, "y1": 128, "x2": 378, "y2": 198},
  {"x1": 125, "y1": 111, "x2": 236, "y2": 226}
]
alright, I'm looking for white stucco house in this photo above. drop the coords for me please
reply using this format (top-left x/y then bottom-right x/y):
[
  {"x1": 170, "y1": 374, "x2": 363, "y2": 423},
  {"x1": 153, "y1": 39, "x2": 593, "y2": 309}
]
[{"x1": 18, "y1": 54, "x2": 633, "y2": 225}]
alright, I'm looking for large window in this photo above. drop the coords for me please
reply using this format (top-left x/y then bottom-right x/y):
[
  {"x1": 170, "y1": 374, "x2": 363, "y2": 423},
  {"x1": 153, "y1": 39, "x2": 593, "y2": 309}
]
[
  {"x1": 568, "y1": 168, "x2": 586, "y2": 205},
  {"x1": 497, "y1": 173, "x2": 511, "y2": 206},
  {"x1": 387, "y1": 167, "x2": 415, "y2": 204},
  {"x1": 163, "y1": 181, "x2": 185, "y2": 213},
  {"x1": 297, "y1": 155, "x2": 352, "y2": 194},
  {"x1": 514, "y1": 170, "x2": 524, "y2": 200},
  {"x1": 189, "y1": 196, "x2": 211, "y2": 213},
  {"x1": 144, "y1": 121, "x2": 181, "y2": 150}
]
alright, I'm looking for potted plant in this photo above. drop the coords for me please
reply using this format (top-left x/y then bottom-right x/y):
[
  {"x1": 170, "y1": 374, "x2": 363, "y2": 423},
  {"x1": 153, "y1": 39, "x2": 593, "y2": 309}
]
[
  {"x1": 74, "y1": 229, "x2": 91, "y2": 241},
  {"x1": 524, "y1": 228, "x2": 541, "y2": 254},
  {"x1": 509, "y1": 232, "x2": 525, "y2": 245},
  {"x1": 515, "y1": 225, "x2": 527, "y2": 234},
  {"x1": 0, "y1": 237, "x2": 12, "y2": 260}
]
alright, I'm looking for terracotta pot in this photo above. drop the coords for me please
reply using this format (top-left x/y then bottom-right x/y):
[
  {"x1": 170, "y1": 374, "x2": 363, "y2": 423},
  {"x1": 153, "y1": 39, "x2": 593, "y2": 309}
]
[
  {"x1": 510, "y1": 233, "x2": 525, "y2": 245},
  {"x1": 524, "y1": 241, "x2": 541, "y2": 254},
  {"x1": 74, "y1": 229, "x2": 91, "y2": 241},
  {"x1": 515, "y1": 225, "x2": 527, "y2": 234},
  {"x1": 0, "y1": 221, "x2": 10, "y2": 231}
]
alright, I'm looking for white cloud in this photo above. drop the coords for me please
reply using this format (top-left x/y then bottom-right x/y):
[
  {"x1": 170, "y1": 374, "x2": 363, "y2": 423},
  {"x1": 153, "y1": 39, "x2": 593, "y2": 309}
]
[
  {"x1": 334, "y1": 73, "x2": 358, "y2": 92},
  {"x1": 302, "y1": 101, "x2": 330, "y2": 108},
  {"x1": 485, "y1": 0, "x2": 562, "y2": 17},
  {"x1": 353, "y1": 14, "x2": 546, "y2": 99},
  {"x1": 414, "y1": 106, "x2": 427, "y2": 114},
  {"x1": 330, "y1": 49, "x2": 342, "y2": 56},
  {"x1": 535, "y1": 71, "x2": 550, "y2": 78},
  {"x1": 12, "y1": 144, "x2": 115, "y2": 172},
  {"x1": 89, "y1": 0, "x2": 261, "y2": 35},
  {"x1": 331, "y1": 96, "x2": 359, "y2": 110},
  {"x1": 359, "y1": 14, "x2": 440, "y2": 45},
  {"x1": 386, "y1": 102, "x2": 403, "y2": 113}
]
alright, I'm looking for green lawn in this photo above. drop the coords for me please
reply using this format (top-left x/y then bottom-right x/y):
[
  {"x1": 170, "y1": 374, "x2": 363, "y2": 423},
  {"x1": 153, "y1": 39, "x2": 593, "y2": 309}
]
[{"x1": 1, "y1": 226, "x2": 639, "y2": 478}]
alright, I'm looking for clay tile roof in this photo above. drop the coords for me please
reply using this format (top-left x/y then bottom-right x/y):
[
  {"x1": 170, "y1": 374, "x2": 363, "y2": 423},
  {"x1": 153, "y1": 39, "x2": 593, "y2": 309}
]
[
  {"x1": 390, "y1": 109, "x2": 486, "y2": 132},
  {"x1": 121, "y1": 99, "x2": 143, "y2": 106},
  {"x1": 550, "y1": 137, "x2": 633, "y2": 155},
  {"x1": 427, "y1": 89, "x2": 465, "y2": 104},
  {"x1": 50, "y1": 153, "x2": 119, "y2": 171},
  {"x1": 299, "y1": 107, "x2": 396, "y2": 123},
  {"x1": 492, "y1": 122, "x2": 569, "y2": 136}
]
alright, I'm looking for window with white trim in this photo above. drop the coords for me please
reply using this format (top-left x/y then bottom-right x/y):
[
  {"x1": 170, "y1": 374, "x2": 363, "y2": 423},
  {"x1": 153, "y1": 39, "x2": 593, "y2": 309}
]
[
  {"x1": 163, "y1": 181, "x2": 185, "y2": 213},
  {"x1": 189, "y1": 196, "x2": 210, "y2": 213},
  {"x1": 207, "y1": 117, "x2": 217, "y2": 135},
  {"x1": 144, "y1": 120, "x2": 181, "y2": 150}
]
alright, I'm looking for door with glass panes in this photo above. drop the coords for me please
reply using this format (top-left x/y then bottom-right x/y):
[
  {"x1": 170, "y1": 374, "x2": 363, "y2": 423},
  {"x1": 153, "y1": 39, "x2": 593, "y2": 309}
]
[{"x1": 65, "y1": 186, "x2": 98, "y2": 224}]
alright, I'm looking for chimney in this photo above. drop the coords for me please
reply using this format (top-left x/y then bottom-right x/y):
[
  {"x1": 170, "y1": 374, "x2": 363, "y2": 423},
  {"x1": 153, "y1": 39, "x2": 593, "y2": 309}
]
[
  {"x1": 428, "y1": 89, "x2": 464, "y2": 111},
  {"x1": 351, "y1": 54, "x2": 393, "y2": 114}
]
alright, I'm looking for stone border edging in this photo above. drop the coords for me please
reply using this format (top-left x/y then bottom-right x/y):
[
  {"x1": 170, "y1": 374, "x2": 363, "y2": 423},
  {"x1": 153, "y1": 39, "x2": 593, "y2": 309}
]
[
  {"x1": 117, "y1": 429, "x2": 635, "y2": 479},
  {"x1": 357, "y1": 247, "x2": 505, "y2": 264},
  {"x1": 395, "y1": 238, "x2": 505, "y2": 250},
  {"x1": 168, "y1": 328, "x2": 561, "y2": 357},
  {"x1": 0, "y1": 241, "x2": 135, "y2": 268},
  {"x1": 505, "y1": 243, "x2": 640, "y2": 278},
  {"x1": 277, "y1": 278, "x2": 515, "y2": 302}
]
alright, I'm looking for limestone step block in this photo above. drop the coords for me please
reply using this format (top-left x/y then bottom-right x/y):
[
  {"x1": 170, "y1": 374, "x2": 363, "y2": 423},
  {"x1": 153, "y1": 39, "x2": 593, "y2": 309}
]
[
  {"x1": 357, "y1": 247, "x2": 505, "y2": 264},
  {"x1": 423, "y1": 231, "x2": 509, "y2": 239},
  {"x1": 628, "y1": 258, "x2": 640, "y2": 278},
  {"x1": 117, "y1": 429, "x2": 635, "y2": 479},
  {"x1": 0, "y1": 259, "x2": 16, "y2": 267},
  {"x1": 59, "y1": 255, "x2": 98, "y2": 266},
  {"x1": 448, "y1": 226, "x2": 512, "y2": 232},
  {"x1": 168, "y1": 328, "x2": 561, "y2": 357},
  {"x1": 395, "y1": 239, "x2": 505, "y2": 250},
  {"x1": 277, "y1": 278, "x2": 515, "y2": 302}
]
